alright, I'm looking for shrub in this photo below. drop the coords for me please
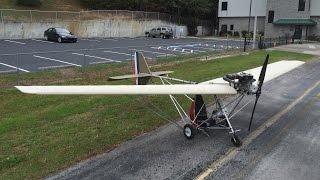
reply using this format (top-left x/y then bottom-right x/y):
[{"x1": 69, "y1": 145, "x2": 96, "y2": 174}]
[
  {"x1": 16, "y1": 0, "x2": 41, "y2": 6},
  {"x1": 227, "y1": 31, "x2": 233, "y2": 36},
  {"x1": 258, "y1": 31, "x2": 264, "y2": 37},
  {"x1": 233, "y1": 31, "x2": 240, "y2": 37},
  {"x1": 241, "y1": 30, "x2": 248, "y2": 38},
  {"x1": 219, "y1": 31, "x2": 226, "y2": 36}
]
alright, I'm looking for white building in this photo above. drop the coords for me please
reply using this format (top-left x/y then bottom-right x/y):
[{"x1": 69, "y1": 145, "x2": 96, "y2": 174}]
[{"x1": 218, "y1": 0, "x2": 320, "y2": 39}]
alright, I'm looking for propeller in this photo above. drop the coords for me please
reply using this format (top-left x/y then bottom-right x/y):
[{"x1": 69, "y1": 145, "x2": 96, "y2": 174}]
[{"x1": 248, "y1": 54, "x2": 269, "y2": 131}]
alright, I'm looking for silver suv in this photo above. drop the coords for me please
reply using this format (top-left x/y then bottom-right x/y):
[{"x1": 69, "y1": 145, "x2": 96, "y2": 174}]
[{"x1": 145, "y1": 26, "x2": 173, "y2": 39}]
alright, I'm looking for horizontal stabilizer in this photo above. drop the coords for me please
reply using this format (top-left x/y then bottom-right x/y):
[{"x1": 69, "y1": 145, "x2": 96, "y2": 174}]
[
  {"x1": 16, "y1": 84, "x2": 237, "y2": 95},
  {"x1": 109, "y1": 71, "x2": 174, "y2": 80}
]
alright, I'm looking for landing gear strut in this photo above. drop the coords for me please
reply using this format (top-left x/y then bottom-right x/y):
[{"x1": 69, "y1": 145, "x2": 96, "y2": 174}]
[{"x1": 231, "y1": 134, "x2": 242, "y2": 147}]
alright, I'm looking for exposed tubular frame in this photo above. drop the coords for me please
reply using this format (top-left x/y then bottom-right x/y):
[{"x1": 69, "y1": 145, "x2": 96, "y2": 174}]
[{"x1": 158, "y1": 74, "x2": 253, "y2": 137}]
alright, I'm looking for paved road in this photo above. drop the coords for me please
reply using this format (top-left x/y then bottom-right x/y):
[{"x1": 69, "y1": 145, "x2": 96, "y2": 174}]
[
  {"x1": 46, "y1": 59, "x2": 320, "y2": 180},
  {"x1": 0, "y1": 37, "x2": 243, "y2": 73}
]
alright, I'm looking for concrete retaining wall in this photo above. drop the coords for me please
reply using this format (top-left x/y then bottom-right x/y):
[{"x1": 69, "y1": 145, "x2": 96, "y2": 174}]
[{"x1": 0, "y1": 19, "x2": 190, "y2": 39}]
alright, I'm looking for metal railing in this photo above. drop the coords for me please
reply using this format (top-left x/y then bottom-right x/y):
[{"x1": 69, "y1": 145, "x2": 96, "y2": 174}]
[
  {"x1": 0, "y1": 9, "x2": 173, "y2": 23},
  {"x1": 0, "y1": 41, "x2": 244, "y2": 88}
]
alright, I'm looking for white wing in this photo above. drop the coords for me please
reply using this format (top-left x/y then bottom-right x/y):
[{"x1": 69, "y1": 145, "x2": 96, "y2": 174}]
[
  {"x1": 16, "y1": 60, "x2": 304, "y2": 95},
  {"x1": 15, "y1": 84, "x2": 237, "y2": 95},
  {"x1": 201, "y1": 60, "x2": 305, "y2": 85}
]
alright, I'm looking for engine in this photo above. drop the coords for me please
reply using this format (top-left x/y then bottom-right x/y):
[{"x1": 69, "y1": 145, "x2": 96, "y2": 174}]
[{"x1": 223, "y1": 72, "x2": 257, "y2": 94}]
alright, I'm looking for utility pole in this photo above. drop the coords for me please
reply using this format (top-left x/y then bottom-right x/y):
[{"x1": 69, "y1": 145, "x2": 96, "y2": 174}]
[
  {"x1": 253, "y1": 15, "x2": 257, "y2": 49},
  {"x1": 244, "y1": 0, "x2": 253, "y2": 52}
]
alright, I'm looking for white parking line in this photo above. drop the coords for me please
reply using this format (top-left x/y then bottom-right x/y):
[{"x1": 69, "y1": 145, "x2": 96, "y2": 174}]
[
  {"x1": 102, "y1": 38, "x2": 119, "y2": 42},
  {"x1": 130, "y1": 49, "x2": 175, "y2": 56},
  {"x1": 4, "y1": 40, "x2": 26, "y2": 45},
  {"x1": 38, "y1": 65, "x2": 73, "y2": 70},
  {"x1": 33, "y1": 55, "x2": 82, "y2": 67},
  {"x1": 72, "y1": 53, "x2": 121, "y2": 63},
  {"x1": 89, "y1": 61, "x2": 113, "y2": 65},
  {"x1": 151, "y1": 46, "x2": 189, "y2": 54},
  {"x1": 0, "y1": 62, "x2": 30, "y2": 72},
  {"x1": 32, "y1": 39, "x2": 54, "y2": 44},
  {"x1": 104, "y1": 50, "x2": 132, "y2": 56},
  {"x1": 0, "y1": 70, "x2": 18, "y2": 74},
  {"x1": 81, "y1": 39, "x2": 101, "y2": 42}
]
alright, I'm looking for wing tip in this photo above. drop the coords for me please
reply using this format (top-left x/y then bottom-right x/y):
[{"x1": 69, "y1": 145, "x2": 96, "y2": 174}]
[{"x1": 15, "y1": 86, "x2": 35, "y2": 94}]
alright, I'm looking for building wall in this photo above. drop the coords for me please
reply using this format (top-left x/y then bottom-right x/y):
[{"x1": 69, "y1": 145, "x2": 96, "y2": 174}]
[
  {"x1": 219, "y1": 17, "x2": 265, "y2": 34},
  {"x1": 218, "y1": 0, "x2": 267, "y2": 17},
  {"x1": 310, "y1": 16, "x2": 320, "y2": 36},
  {"x1": 310, "y1": 0, "x2": 320, "y2": 16},
  {"x1": 265, "y1": 0, "x2": 311, "y2": 38}
]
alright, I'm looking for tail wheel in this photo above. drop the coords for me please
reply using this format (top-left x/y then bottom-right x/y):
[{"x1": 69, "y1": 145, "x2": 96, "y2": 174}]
[
  {"x1": 183, "y1": 124, "x2": 196, "y2": 139},
  {"x1": 231, "y1": 134, "x2": 242, "y2": 147}
]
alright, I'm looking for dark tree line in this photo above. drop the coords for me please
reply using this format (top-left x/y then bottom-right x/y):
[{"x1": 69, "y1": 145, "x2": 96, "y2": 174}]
[{"x1": 78, "y1": 0, "x2": 219, "y2": 35}]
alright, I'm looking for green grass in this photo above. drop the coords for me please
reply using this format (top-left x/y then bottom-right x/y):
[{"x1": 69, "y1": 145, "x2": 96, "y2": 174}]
[{"x1": 0, "y1": 50, "x2": 315, "y2": 179}]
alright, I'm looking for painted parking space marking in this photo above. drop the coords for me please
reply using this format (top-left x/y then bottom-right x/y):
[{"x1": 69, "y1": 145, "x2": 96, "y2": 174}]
[
  {"x1": 0, "y1": 62, "x2": 30, "y2": 72},
  {"x1": 80, "y1": 39, "x2": 101, "y2": 42},
  {"x1": 102, "y1": 38, "x2": 119, "y2": 42},
  {"x1": 0, "y1": 69, "x2": 18, "y2": 74},
  {"x1": 89, "y1": 61, "x2": 114, "y2": 65},
  {"x1": 130, "y1": 49, "x2": 175, "y2": 56},
  {"x1": 104, "y1": 50, "x2": 132, "y2": 56},
  {"x1": 33, "y1": 55, "x2": 82, "y2": 67},
  {"x1": 32, "y1": 39, "x2": 55, "y2": 44},
  {"x1": 38, "y1": 65, "x2": 73, "y2": 70},
  {"x1": 150, "y1": 46, "x2": 189, "y2": 54},
  {"x1": 72, "y1": 53, "x2": 121, "y2": 63},
  {"x1": 4, "y1": 40, "x2": 26, "y2": 45}
]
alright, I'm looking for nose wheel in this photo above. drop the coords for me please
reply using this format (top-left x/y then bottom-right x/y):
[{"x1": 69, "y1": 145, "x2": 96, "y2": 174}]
[{"x1": 183, "y1": 124, "x2": 196, "y2": 139}]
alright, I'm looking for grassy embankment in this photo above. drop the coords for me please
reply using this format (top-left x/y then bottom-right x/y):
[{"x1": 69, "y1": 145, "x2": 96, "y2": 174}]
[
  {"x1": 0, "y1": 50, "x2": 315, "y2": 179},
  {"x1": 0, "y1": 0, "x2": 82, "y2": 11}
]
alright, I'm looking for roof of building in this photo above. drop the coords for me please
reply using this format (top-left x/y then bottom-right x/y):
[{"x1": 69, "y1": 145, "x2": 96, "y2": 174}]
[{"x1": 273, "y1": 19, "x2": 317, "y2": 26}]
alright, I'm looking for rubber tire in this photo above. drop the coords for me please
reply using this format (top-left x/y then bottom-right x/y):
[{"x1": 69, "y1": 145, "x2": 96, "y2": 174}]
[
  {"x1": 184, "y1": 124, "x2": 195, "y2": 140},
  {"x1": 161, "y1": 34, "x2": 165, "y2": 39},
  {"x1": 44, "y1": 35, "x2": 48, "y2": 41},
  {"x1": 58, "y1": 37, "x2": 62, "y2": 43},
  {"x1": 231, "y1": 135, "x2": 242, "y2": 147}
]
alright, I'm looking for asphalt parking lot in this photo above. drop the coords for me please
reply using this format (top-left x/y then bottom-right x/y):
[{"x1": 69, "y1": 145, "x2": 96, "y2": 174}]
[{"x1": 0, "y1": 37, "x2": 243, "y2": 73}]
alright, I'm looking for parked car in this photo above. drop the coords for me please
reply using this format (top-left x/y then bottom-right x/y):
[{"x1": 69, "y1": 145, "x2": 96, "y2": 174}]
[
  {"x1": 145, "y1": 26, "x2": 173, "y2": 39},
  {"x1": 44, "y1": 27, "x2": 77, "y2": 43}
]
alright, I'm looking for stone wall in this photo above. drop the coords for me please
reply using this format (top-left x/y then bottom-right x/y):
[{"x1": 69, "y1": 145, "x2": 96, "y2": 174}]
[{"x1": 0, "y1": 19, "x2": 189, "y2": 39}]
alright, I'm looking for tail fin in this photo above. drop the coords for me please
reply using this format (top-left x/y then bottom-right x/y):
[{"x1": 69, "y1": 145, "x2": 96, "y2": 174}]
[
  {"x1": 133, "y1": 52, "x2": 151, "y2": 85},
  {"x1": 109, "y1": 51, "x2": 173, "y2": 84}
]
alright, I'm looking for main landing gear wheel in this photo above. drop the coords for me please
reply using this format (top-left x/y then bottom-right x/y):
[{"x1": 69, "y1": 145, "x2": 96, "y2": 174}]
[
  {"x1": 58, "y1": 37, "x2": 62, "y2": 43},
  {"x1": 183, "y1": 124, "x2": 196, "y2": 139},
  {"x1": 44, "y1": 35, "x2": 48, "y2": 41},
  {"x1": 231, "y1": 134, "x2": 242, "y2": 147}
]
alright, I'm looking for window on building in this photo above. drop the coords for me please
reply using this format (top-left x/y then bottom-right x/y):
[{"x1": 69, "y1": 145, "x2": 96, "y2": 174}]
[
  {"x1": 268, "y1": 11, "x2": 274, "y2": 23},
  {"x1": 298, "y1": 0, "x2": 306, "y2": 11},
  {"x1": 230, "y1": 25, "x2": 234, "y2": 31},
  {"x1": 221, "y1": 2, "x2": 228, "y2": 11}
]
